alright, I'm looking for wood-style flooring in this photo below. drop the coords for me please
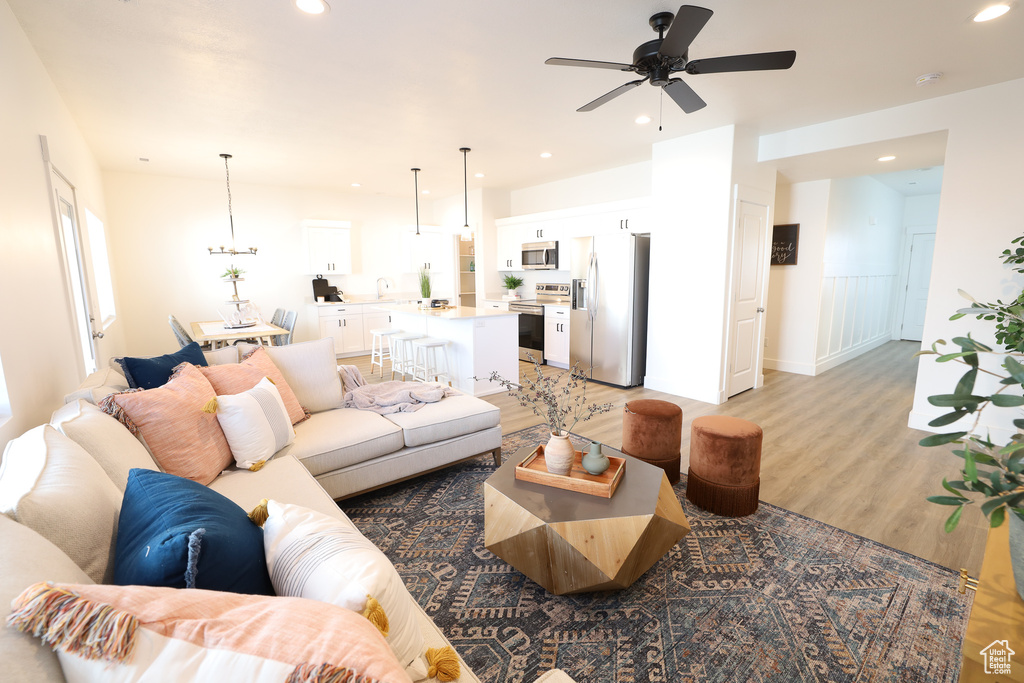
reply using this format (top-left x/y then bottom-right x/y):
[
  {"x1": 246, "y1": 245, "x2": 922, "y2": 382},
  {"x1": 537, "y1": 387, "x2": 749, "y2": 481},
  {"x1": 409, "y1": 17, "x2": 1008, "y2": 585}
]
[{"x1": 345, "y1": 341, "x2": 987, "y2": 575}]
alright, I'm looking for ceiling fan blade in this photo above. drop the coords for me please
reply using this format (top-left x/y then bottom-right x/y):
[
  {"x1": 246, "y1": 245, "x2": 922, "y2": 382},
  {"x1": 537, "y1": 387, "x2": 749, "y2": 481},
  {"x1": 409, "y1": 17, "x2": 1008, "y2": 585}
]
[
  {"x1": 685, "y1": 50, "x2": 796, "y2": 74},
  {"x1": 577, "y1": 78, "x2": 648, "y2": 112},
  {"x1": 663, "y1": 78, "x2": 706, "y2": 113},
  {"x1": 658, "y1": 5, "x2": 713, "y2": 58},
  {"x1": 545, "y1": 57, "x2": 636, "y2": 72}
]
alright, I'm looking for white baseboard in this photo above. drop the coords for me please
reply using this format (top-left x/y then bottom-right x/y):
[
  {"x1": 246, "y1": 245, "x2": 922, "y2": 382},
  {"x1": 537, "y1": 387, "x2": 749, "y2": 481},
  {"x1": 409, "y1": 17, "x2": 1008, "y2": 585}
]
[
  {"x1": 908, "y1": 408, "x2": 1017, "y2": 444},
  {"x1": 815, "y1": 336, "x2": 892, "y2": 375},
  {"x1": 763, "y1": 358, "x2": 816, "y2": 375},
  {"x1": 644, "y1": 375, "x2": 725, "y2": 405}
]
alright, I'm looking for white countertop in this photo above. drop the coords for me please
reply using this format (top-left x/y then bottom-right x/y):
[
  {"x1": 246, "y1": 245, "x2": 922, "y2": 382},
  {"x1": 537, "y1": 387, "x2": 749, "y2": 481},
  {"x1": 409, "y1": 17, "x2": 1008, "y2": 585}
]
[
  {"x1": 315, "y1": 299, "x2": 397, "y2": 306},
  {"x1": 382, "y1": 304, "x2": 519, "y2": 319}
]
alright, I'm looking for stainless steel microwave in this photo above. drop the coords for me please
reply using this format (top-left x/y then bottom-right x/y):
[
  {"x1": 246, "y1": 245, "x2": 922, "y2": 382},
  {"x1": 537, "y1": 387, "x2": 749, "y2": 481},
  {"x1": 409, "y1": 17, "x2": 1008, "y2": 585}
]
[{"x1": 521, "y1": 241, "x2": 558, "y2": 270}]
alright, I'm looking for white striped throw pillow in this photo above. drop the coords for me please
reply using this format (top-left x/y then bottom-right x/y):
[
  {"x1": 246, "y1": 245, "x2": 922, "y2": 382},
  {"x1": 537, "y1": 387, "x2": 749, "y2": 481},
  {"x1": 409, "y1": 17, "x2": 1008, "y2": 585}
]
[{"x1": 211, "y1": 377, "x2": 295, "y2": 471}]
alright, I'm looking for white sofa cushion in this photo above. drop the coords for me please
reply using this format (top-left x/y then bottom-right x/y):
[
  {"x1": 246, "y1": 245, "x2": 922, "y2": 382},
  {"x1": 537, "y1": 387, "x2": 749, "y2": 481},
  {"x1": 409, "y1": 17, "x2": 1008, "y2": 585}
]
[
  {"x1": 383, "y1": 393, "x2": 500, "y2": 447},
  {"x1": 0, "y1": 515, "x2": 93, "y2": 683},
  {"x1": 204, "y1": 345, "x2": 239, "y2": 365},
  {"x1": 63, "y1": 366, "x2": 130, "y2": 405},
  {"x1": 284, "y1": 408, "x2": 405, "y2": 477},
  {"x1": 210, "y1": 454, "x2": 352, "y2": 523},
  {"x1": 50, "y1": 399, "x2": 158, "y2": 490},
  {"x1": 0, "y1": 425, "x2": 121, "y2": 584},
  {"x1": 213, "y1": 377, "x2": 296, "y2": 470},
  {"x1": 238, "y1": 338, "x2": 343, "y2": 413}
]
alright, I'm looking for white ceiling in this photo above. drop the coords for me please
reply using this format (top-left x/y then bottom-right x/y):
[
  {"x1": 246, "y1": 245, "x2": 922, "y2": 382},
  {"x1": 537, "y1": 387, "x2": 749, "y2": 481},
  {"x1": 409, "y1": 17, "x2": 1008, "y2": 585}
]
[{"x1": 7, "y1": 0, "x2": 1023, "y2": 198}]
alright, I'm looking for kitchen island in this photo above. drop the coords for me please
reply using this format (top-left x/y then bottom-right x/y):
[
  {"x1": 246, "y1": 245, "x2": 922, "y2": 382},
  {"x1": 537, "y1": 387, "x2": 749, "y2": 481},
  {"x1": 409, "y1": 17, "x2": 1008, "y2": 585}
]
[{"x1": 380, "y1": 304, "x2": 519, "y2": 397}]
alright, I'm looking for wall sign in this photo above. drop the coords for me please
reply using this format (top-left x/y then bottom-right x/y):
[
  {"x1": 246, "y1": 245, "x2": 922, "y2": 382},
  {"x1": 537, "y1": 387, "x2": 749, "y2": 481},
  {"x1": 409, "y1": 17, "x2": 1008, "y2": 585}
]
[{"x1": 771, "y1": 224, "x2": 799, "y2": 265}]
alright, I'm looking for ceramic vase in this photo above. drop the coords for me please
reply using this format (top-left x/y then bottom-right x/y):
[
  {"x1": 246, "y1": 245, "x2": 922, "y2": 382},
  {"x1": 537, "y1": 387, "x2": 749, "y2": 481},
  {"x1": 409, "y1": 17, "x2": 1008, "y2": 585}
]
[
  {"x1": 1009, "y1": 510, "x2": 1024, "y2": 601},
  {"x1": 545, "y1": 431, "x2": 575, "y2": 476},
  {"x1": 581, "y1": 441, "x2": 610, "y2": 475}
]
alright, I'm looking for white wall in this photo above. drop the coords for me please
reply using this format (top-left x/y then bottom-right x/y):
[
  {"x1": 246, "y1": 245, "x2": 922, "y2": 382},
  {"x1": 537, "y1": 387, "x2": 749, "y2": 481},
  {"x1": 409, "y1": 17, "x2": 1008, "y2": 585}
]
[
  {"x1": 760, "y1": 78, "x2": 1024, "y2": 439},
  {"x1": 904, "y1": 193, "x2": 941, "y2": 229},
  {"x1": 0, "y1": 1, "x2": 118, "y2": 449},
  {"x1": 764, "y1": 180, "x2": 830, "y2": 374},
  {"x1": 645, "y1": 126, "x2": 736, "y2": 403},
  {"x1": 814, "y1": 176, "x2": 904, "y2": 372},
  {"x1": 509, "y1": 161, "x2": 651, "y2": 216},
  {"x1": 102, "y1": 171, "x2": 428, "y2": 355}
]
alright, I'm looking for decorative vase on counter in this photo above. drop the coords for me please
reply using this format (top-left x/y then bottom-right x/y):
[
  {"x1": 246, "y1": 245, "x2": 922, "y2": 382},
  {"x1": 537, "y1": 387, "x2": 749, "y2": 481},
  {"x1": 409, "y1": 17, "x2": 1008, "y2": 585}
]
[
  {"x1": 581, "y1": 441, "x2": 610, "y2": 475},
  {"x1": 508, "y1": 288, "x2": 517, "y2": 296},
  {"x1": 545, "y1": 431, "x2": 575, "y2": 476}
]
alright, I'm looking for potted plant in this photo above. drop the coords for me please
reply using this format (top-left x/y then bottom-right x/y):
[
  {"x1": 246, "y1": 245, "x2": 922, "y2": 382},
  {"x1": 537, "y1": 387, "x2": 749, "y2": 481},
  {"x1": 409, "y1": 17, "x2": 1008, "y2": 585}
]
[
  {"x1": 477, "y1": 356, "x2": 613, "y2": 475},
  {"x1": 418, "y1": 267, "x2": 432, "y2": 307},
  {"x1": 920, "y1": 234, "x2": 1024, "y2": 598},
  {"x1": 503, "y1": 274, "x2": 524, "y2": 296},
  {"x1": 221, "y1": 266, "x2": 245, "y2": 280}
]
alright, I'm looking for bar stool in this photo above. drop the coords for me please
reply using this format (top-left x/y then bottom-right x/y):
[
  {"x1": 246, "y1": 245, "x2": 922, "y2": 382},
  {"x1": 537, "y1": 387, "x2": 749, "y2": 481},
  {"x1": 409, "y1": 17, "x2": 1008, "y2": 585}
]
[
  {"x1": 369, "y1": 328, "x2": 401, "y2": 378},
  {"x1": 390, "y1": 332, "x2": 424, "y2": 380},
  {"x1": 411, "y1": 337, "x2": 452, "y2": 386}
]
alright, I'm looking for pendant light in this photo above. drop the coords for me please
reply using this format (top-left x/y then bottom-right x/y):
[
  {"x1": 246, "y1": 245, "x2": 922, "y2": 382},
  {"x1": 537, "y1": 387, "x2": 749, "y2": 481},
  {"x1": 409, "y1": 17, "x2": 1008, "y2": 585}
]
[
  {"x1": 208, "y1": 153, "x2": 257, "y2": 256},
  {"x1": 459, "y1": 147, "x2": 473, "y2": 242},
  {"x1": 411, "y1": 167, "x2": 421, "y2": 236}
]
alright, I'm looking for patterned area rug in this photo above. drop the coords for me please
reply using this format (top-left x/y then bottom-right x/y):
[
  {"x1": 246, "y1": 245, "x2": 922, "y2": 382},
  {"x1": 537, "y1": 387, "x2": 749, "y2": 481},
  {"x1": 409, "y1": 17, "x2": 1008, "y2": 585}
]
[{"x1": 340, "y1": 425, "x2": 972, "y2": 683}]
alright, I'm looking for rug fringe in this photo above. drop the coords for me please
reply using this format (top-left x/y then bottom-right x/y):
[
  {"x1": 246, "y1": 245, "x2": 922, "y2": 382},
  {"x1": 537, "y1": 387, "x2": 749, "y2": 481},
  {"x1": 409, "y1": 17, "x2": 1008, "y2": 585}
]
[{"x1": 6, "y1": 583, "x2": 138, "y2": 663}]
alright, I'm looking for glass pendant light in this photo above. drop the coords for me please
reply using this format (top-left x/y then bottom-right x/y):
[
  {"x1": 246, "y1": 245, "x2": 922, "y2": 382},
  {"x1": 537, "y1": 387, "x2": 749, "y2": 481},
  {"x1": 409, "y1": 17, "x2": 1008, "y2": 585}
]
[{"x1": 460, "y1": 147, "x2": 473, "y2": 242}]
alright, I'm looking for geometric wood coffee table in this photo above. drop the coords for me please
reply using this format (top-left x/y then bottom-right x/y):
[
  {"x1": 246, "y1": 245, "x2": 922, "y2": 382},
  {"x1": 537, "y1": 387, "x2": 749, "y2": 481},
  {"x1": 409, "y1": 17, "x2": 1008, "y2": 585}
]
[{"x1": 484, "y1": 445, "x2": 690, "y2": 595}]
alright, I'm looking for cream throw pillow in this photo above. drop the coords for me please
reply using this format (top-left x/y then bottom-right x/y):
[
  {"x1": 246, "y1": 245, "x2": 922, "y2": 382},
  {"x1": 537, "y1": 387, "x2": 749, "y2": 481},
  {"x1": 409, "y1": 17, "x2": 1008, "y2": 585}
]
[
  {"x1": 213, "y1": 377, "x2": 295, "y2": 470},
  {"x1": 261, "y1": 500, "x2": 428, "y2": 679},
  {"x1": 237, "y1": 338, "x2": 343, "y2": 413},
  {"x1": 0, "y1": 425, "x2": 121, "y2": 584}
]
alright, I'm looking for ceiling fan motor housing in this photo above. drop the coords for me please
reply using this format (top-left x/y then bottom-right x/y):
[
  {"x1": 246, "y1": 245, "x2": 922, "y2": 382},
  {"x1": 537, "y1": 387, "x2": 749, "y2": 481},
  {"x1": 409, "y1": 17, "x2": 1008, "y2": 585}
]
[{"x1": 633, "y1": 39, "x2": 683, "y2": 86}]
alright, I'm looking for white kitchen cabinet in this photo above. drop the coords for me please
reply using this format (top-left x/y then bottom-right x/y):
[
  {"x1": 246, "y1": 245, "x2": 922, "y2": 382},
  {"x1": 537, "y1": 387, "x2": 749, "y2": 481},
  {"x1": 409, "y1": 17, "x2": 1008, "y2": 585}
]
[
  {"x1": 578, "y1": 206, "x2": 653, "y2": 237},
  {"x1": 544, "y1": 305, "x2": 570, "y2": 369},
  {"x1": 306, "y1": 224, "x2": 352, "y2": 275},
  {"x1": 495, "y1": 225, "x2": 522, "y2": 271},
  {"x1": 319, "y1": 313, "x2": 364, "y2": 355},
  {"x1": 481, "y1": 300, "x2": 510, "y2": 311},
  {"x1": 401, "y1": 230, "x2": 455, "y2": 297}
]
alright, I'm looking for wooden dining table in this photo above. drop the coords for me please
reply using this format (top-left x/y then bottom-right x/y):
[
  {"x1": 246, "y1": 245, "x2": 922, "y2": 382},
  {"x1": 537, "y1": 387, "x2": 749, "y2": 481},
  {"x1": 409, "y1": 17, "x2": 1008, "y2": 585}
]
[{"x1": 190, "y1": 320, "x2": 288, "y2": 350}]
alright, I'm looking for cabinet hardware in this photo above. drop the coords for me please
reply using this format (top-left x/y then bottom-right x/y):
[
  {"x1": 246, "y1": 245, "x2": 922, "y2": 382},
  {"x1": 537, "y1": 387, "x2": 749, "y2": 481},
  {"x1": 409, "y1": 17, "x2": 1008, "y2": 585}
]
[{"x1": 625, "y1": 219, "x2": 629, "y2": 230}]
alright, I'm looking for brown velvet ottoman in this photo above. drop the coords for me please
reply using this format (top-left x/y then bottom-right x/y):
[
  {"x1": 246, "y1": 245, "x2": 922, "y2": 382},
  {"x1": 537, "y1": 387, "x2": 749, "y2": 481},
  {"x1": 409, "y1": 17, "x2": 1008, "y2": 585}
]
[
  {"x1": 686, "y1": 415, "x2": 762, "y2": 517},
  {"x1": 621, "y1": 399, "x2": 682, "y2": 484}
]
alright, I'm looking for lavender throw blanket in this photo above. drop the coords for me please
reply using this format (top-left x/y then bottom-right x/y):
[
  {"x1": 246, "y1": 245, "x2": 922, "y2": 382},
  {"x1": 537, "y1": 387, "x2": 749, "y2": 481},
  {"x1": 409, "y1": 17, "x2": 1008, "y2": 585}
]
[{"x1": 344, "y1": 380, "x2": 453, "y2": 414}]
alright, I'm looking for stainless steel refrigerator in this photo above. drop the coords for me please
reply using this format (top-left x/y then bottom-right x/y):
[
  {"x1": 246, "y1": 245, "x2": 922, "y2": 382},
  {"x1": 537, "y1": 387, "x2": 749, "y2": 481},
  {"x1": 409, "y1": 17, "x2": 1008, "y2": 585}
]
[{"x1": 570, "y1": 234, "x2": 650, "y2": 387}]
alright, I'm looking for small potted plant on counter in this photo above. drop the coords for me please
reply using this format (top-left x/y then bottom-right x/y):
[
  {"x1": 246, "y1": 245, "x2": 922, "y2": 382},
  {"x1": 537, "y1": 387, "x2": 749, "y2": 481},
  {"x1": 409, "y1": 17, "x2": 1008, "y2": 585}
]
[{"x1": 503, "y1": 274, "x2": 525, "y2": 297}]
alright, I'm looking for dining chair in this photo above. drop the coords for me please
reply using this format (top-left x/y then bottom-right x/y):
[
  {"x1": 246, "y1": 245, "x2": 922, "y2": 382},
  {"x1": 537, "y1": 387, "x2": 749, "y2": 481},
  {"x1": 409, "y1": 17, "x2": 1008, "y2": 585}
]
[
  {"x1": 270, "y1": 308, "x2": 285, "y2": 328},
  {"x1": 273, "y1": 310, "x2": 297, "y2": 346},
  {"x1": 168, "y1": 315, "x2": 211, "y2": 350}
]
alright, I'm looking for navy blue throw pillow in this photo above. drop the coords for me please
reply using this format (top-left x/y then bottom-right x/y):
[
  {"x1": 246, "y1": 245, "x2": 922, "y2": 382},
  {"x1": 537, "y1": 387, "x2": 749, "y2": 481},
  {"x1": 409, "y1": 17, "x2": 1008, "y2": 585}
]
[
  {"x1": 114, "y1": 468, "x2": 273, "y2": 596},
  {"x1": 122, "y1": 342, "x2": 208, "y2": 389}
]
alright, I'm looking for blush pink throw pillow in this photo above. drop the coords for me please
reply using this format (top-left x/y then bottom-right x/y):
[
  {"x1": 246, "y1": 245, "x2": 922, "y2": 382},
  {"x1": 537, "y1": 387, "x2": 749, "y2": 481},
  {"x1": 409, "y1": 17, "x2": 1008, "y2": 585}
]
[
  {"x1": 101, "y1": 363, "x2": 232, "y2": 486},
  {"x1": 201, "y1": 348, "x2": 307, "y2": 425}
]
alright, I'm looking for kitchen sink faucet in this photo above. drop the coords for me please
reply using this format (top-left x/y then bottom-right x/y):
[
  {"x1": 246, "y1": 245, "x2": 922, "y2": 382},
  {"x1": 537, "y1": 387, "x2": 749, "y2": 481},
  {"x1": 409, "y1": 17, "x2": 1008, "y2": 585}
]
[{"x1": 376, "y1": 277, "x2": 390, "y2": 300}]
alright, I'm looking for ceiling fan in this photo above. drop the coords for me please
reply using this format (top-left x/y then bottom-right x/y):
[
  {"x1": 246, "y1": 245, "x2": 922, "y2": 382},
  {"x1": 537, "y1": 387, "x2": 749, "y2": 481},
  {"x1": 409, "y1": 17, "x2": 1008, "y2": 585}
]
[{"x1": 545, "y1": 5, "x2": 796, "y2": 114}]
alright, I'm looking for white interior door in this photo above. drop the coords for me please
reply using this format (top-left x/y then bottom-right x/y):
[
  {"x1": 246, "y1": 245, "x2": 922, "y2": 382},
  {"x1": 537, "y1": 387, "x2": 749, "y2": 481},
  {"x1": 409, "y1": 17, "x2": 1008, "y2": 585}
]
[
  {"x1": 726, "y1": 201, "x2": 769, "y2": 397},
  {"x1": 51, "y1": 171, "x2": 99, "y2": 376},
  {"x1": 900, "y1": 233, "x2": 935, "y2": 341}
]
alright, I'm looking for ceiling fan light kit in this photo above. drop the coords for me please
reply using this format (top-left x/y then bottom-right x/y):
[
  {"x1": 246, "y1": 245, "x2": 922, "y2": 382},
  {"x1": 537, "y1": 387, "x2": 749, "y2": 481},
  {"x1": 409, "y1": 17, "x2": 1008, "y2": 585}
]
[{"x1": 545, "y1": 4, "x2": 796, "y2": 115}]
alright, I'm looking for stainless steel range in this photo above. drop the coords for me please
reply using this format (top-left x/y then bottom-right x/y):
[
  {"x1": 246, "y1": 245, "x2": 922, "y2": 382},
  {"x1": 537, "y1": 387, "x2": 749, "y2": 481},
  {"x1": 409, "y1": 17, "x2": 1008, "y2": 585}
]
[{"x1": 508, "y1": 283, "x2": 571, "y2": 362}]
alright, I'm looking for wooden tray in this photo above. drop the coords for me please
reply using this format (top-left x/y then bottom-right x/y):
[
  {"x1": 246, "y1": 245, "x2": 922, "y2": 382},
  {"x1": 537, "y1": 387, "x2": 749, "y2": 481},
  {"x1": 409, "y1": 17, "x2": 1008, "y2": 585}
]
[{"x1": 515, "y1": 445, "x2": 625, "y2": 498}]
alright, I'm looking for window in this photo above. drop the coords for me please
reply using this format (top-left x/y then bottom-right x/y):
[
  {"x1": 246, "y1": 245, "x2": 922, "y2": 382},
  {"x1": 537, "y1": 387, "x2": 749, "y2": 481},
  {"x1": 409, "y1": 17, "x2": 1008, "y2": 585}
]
[{"x1": 85, "y1": 209, "x2": 117, "y2": 328}]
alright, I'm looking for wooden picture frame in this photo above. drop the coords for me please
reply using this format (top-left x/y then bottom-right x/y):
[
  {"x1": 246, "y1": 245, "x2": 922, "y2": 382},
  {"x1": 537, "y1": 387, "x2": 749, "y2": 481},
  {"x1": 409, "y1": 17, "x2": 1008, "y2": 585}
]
[{"x1": 771, "y1": 224, "x2": 799, "y2": 265}]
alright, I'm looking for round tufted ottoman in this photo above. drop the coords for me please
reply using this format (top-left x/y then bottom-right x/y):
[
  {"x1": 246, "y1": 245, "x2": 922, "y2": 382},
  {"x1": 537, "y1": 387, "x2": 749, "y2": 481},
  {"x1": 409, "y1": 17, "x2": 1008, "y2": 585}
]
[
  {"x1": 686, "y1": 415, "x2": 762, "y2": 517},
  {"x1": 621, "y1": 400, "x2": 682, "y2": 484}
]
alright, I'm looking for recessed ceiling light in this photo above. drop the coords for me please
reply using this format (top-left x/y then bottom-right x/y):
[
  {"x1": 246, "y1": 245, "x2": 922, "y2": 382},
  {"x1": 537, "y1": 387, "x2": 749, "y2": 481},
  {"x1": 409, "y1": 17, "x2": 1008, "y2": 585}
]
[
  {"x1": 540, "y1": 152, "x2": 552, "y2": 158},
  {"x1": 351, "y1": 183, "x2": 361, "y2": 187},
  {"x1": 973, "y1": 3, "x2": 1011, "y2": 21},
  {"x1": 877, "y1": 155, "x2": 896, "y2": 162},
  {"x1": 474, "y1": 172, "x2": 485, "y2": 178},
  {"x1": 635, "y1": 115, "x2": 652, "y2": 125},
  {"x1": 295, "y1": 0, "x2": 329, "y2": 15}
]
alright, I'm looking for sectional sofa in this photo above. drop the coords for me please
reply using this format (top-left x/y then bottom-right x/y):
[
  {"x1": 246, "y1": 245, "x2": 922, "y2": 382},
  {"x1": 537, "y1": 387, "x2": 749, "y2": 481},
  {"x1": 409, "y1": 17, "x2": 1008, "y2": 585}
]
[{"x1": 0, "y1": 337, "x2": 575, "y2": 683}]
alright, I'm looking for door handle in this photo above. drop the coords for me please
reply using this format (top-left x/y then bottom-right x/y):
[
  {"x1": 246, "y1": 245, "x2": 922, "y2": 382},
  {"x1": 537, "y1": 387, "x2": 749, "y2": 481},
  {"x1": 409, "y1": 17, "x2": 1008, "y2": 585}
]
[
  {"x1": 756, "y1": 307, "x2": 765, "y2": 313},
  {"x1": 92, "y1": 331, "x2": 104, "y2": 339}
]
